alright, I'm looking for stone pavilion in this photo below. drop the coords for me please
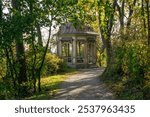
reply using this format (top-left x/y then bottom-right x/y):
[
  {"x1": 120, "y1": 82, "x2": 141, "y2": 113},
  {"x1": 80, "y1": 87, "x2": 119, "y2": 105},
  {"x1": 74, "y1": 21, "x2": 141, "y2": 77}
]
[{"x1": 56, "y1": 23, "x2": 98, "y2": 68}]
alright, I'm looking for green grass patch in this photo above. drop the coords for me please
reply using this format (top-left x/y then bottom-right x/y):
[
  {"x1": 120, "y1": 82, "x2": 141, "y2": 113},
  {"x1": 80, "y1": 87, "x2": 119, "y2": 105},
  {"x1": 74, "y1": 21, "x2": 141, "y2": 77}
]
[{"x1": 25, "y1": 70, "x2": 78, "y2": 100}]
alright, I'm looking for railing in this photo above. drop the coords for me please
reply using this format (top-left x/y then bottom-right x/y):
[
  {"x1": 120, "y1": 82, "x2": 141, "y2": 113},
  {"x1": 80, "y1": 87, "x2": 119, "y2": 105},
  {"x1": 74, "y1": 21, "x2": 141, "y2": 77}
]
[
  {"x1": 62, "y1": 56, "x2": 96, "y2": 64},
  {"x1": 76, "y1": 56, "x2": 84, "y2": 63}
]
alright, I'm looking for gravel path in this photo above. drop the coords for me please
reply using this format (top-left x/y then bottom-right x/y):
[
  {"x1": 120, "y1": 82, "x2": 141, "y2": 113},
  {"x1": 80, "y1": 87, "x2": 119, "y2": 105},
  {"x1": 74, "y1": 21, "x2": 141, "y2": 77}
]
[{"x1": 53, "y1": 68, "x2": 115, "y2": 100}]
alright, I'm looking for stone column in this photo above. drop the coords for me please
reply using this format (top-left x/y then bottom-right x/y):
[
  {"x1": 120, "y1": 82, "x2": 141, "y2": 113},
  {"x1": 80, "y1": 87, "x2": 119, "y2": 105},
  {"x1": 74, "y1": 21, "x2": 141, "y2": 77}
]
[
  {"x1": 57, "y1": 37, "x2": 62, "y2": 57},
  {"x1": 72, "y1": 37, "x2": 76, "y2": 65},
  {"x1": 93, "y1": 41, "x2": 96, "y2": 63},
  {"x1": 90, "y1": 42, "x2": 92, "y2": 63},
  {"x1": 84, "y1": 40, "x2": 88, "y2": 67},
  {"x1": 91, "y1": 42, "x2": 94, "y2": 63}
]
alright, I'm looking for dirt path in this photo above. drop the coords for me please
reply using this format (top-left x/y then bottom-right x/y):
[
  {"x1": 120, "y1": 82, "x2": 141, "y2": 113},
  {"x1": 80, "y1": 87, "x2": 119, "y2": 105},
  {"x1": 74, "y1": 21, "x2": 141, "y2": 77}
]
[{"x1": 53, "y1": 68, "x2": 115, "y2": 100}]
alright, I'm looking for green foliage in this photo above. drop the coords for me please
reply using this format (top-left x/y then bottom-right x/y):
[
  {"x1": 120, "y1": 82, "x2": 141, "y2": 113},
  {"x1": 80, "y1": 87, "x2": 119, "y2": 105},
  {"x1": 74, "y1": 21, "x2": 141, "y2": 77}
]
[
  {"x1": 1, "y1": 0, "x2": 149, "y2": 100},
  {"x1": 122, "y1": 42, "x2": 148, "y2": 82},
  {"x1": 42, "y1": 53, "x2": 64, "y2": 76},
  {"x1": 25, "y1": 71, "x2": 77, "y2": 100},
  {"x1": 42, "y1": 53, "x2": 75, "y2": 76},
  {"x1": 97, "y1": 50, "x2": 107, "y2": 67},
  {"x1": 26, "y1": 52, "x2": 72, "y2": 77},
  {"x1": 0, "y1": 75, "x2": 16, "y2": 99},
  {"x1": 102, "y1": 41, "x2": 150, "y2": 99},
  {"x1": 0, "y1": 56, "x2": 6, "y2": 79},
  {"x1": 0, "y1": 52, "x2": 74, "y2": 99}
]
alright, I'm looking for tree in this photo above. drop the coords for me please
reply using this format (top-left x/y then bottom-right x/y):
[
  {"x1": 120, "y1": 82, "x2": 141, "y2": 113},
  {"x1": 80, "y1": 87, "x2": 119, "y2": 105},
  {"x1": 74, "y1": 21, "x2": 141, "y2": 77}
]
[
  {"x1": 28, "y1": 0, "x2": 79, "y2": 92},
  {"x1": 126, "y1": 0, "x2": 137, "y2": 28},
  {"x1": 145, "y1": 0, "x2": 150, "y2": 46},
  {"x1": 0, "y1": 0, "x2": 2, "y2": 22},
  {"x1": 97, "y1": 0, "x2": 118, "y2": 67},
  {"x1": 11, "y1": 0, "x2": 28, "y2": 97}
]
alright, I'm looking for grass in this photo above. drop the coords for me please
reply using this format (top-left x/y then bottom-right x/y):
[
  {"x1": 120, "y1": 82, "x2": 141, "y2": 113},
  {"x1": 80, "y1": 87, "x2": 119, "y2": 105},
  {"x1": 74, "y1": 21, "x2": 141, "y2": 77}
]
[
  {"x1": 0, "y1": 66, "x2": 77, "y2": 100},
  {"x1": 25, "y1": 70, "x2": 78, "y2": 100}
]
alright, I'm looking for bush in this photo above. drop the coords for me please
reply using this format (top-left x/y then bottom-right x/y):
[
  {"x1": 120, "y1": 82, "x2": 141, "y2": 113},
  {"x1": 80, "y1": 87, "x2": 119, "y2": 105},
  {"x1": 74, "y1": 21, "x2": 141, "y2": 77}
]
[
  {"x1": 0, "y1": 57, "x2": 6, "y2": 79},
  {"x1": 0, "y1": 76, "x2": 16, "y2": 100},
  {"x1": 26, "y1": 52, "x2": 71, "y2": 76},
  {"x1": 42, "y1": 53, "x2": 64, "y2": 76},
  {"x1": 102, "y1": 41, "x2": 150, "y2": 99}
]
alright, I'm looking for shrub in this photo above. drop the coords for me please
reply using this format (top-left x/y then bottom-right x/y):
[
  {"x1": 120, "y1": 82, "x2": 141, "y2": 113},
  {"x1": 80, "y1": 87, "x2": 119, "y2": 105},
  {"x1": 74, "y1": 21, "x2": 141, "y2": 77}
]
[
  {"x1": 0, "y1": 57, "x2": 6, "y2": 79},
  {"x1": 42, "y1": 53, "x2": 64, "y2": 76},
  {"x1": 102, "y1": 41, "x2": 150, "y2": 99}
]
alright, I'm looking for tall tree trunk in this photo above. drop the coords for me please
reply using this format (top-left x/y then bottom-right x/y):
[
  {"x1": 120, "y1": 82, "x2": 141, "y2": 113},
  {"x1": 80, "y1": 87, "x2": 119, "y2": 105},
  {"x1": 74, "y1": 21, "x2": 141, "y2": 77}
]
[
  {"x1": 98, "y1": 0, "x2": 117, "y2": 67},
  {"x1": 0, "y1": 0, "x2": 2, "y2": 50},
  {"x1": 116, "y1": 0, "x2": 125, "y2": 29},
  {"x1": 142, "y1": 0, "x2": 146, "y2": 30},
  {"x1": 127, "y1": 0, "x2": 137, "y2": 28},
  {"x1": 38, "y1": 24, "x2": 52, "y2": 92},
  {"x1": 0, "y1": 0, "x2": 2, "y2": 21},
  {"x1": 106, "y1": 0, "x2": 117, "y2": 66},
  {"x1": 126, "y1": 0, "x2": 137, "y2": 40},
  {"x1": 5, "y1": 48, "x2": 17, "y2": 97},
  {"x1": 15, "y1": 40, "x2": 27, "y2": 83},
  {"x1": 12, "y1": 0, "x2": 28, "y2": 97},
  {"x1": 36, "y1": 23, "x2": 43, "y2": 47},
  {"x1": 0, "y1": 0, "x2": 2, "y2": 35},
  {"x1": 146, "y1": 0, "x2": 150, "y2": 46},
  {"x1": 28, "y1": 0, "x2": 37, "y2": 93},
  {"x1": 97, "y1": 11, "x2": 106, "y2": 53},
  {"x1": 116, "y1": 0, "x2": 125, "y2": 40}
]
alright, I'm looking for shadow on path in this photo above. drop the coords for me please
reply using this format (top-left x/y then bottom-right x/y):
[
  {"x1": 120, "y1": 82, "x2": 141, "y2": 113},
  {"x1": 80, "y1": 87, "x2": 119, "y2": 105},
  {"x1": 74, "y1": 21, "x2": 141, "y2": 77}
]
[{"x1": 52, "y1": 68, "x2": 115, "y2": 100}]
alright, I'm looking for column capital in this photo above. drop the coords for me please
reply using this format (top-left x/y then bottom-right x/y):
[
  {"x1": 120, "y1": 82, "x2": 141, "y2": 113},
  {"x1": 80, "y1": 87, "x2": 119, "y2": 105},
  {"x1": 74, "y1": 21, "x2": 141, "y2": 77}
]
[{"x1": 72, "y1": 36, "x2": 76, "y2": 40}]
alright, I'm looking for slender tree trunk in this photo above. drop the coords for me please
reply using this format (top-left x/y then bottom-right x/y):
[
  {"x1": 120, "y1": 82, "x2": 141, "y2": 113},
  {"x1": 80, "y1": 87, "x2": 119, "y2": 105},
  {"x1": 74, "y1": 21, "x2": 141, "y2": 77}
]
[
  {"x1": 121, "y1": 0, "x2": 125, "y2": 28},
  {"x1": 0, "y1": 0, "x2": 2, "y2": 22},
  {"x1": 125, "y1": 0, "x2": 137, "y2": 40},
  {"x1": 105, "y1": 38, "x2": 112, "y2": 66},
  {"x1": 31, "y1": 36, "x2": 37, "y2": 93},
  {"x1": 1, "y1": 2, "x2": 17, "y2": 93},
  {"x1": 117, "y1": 0, "x2": 125, "y2": 40},
  {"x1": 38, "y1": 23, "x2": 52, "y2": 92},
  {"x1": 142, "y1": 0, "x2": 146, "y2": 30},
  {"x1": 15, "y1": 40, "x2": 27, "y2": 83},
  {"x1": 28, "y1": 1, "x2": 37, "y2": 93},
  {"x1": 106, "y1": 0, "x2": 117, "y2": 66},
  {"x1": 12, "y1": 0, "x2": 28, "y2": 97},
  {"x1": 127, "y1": 0, "x2": 137, "y2": 28},
  {"x1": 9, "y1": 47, "x2": 18, "y2": 80},
  {"x1": 98, "y1": 0, "x2": 117, "y2": 67},
  {"x1": 0, "y1": 0, "x2": 2, "y2": 37},
  {"x1": 117, "y1": 0, "x2": 125, "y2": 29},
  {"x1": 36, "y1": 23, "x2": 43, "y2": 47},
  {"x1": 97, "y1": 11, "x2": 106, "y2": 53},
  {"x1": 5, "y1": 48, "x2": 17, "y2": 97},
  {"x1": 146, "y1": 0, "x2": 150, "y2": 46}
]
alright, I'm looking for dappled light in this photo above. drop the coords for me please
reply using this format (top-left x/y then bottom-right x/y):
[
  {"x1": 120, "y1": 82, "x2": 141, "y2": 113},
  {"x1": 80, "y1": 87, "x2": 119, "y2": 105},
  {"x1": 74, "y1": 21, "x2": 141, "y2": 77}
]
[
  {"x1": 0, "y1": 0, "x2": 149, "y2": 100},
  {"x1": 53, "y1": 68, "x2": 115, "y2": 100}
]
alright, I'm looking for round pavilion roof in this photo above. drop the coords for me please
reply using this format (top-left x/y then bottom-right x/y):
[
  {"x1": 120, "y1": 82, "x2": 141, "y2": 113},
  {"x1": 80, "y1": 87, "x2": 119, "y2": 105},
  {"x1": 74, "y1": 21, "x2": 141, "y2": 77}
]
[{"x1": 57, "y1": 22, "x2": 98, "y2": 36}]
